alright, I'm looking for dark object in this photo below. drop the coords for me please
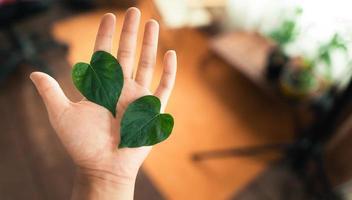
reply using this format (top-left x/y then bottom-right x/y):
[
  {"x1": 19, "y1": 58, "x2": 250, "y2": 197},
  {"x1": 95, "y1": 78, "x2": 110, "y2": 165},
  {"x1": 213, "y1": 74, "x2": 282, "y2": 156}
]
[
  {"x1": 232, "y1": 161, "x2": 319, "y2": 200},
  {"x1": 65, "y1": 0, "x2": 96, "y2": 10},
  {"x1": 100, "y1": 0, "x2": 137, "y2": 8},
  {"x1": 265, "y1": 47, "x2": 288, "y2": 83},
  {"x1": 193, "y1": 143, "x2": 289, "y2": 161},
  {"x1": 65, "y1": 0, "x2": 138, "y2": 10},
  {"x1": 0, "y1": 0, "x2": 68, "y2": 83},
  {"x1": 0, "y1": 1, "x2": 48, "y2": 25}
]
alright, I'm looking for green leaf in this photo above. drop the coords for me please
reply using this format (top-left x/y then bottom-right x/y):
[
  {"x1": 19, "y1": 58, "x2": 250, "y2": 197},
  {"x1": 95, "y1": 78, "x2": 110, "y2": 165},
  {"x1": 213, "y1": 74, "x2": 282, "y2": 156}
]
[
  {"x1": 269, "y1": 7, "x2": 302, "y2": 46},
  {"x1": 270, "y1": 20, "x2": 299, "y2": 45},
  {"x1": 72, "y1": 51, "x2": 124, "y2": 116},
  {"x1": 119, "y1": 95, "x2": 174, "y2": 148}
]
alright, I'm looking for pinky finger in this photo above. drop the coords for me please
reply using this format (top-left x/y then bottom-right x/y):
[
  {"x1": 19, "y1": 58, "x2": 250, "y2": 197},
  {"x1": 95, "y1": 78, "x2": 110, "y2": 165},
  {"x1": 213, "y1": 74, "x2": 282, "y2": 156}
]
[{"x1": 154, "y1": 50, "x2": 177, "y2": 110}]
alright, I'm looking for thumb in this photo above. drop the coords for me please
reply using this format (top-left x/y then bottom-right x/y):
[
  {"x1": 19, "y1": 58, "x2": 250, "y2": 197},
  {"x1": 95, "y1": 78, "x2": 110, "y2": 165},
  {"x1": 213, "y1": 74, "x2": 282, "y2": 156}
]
[{"x1": 30, "y1": 72, "x2": 70, "y2": 119}]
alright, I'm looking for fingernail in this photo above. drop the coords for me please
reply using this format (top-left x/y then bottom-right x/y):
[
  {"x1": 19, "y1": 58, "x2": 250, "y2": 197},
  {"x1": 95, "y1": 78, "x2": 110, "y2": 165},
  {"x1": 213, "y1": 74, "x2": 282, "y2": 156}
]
[
  {"x1": 29, "y1": 72, "x2": 39, "y2": 82},
  {"x1": 29, "y1": 72, "x2": 35, "y2": 81},
  {"x1": 168, "y1": 50, "x2": 176, "y2": 55}
]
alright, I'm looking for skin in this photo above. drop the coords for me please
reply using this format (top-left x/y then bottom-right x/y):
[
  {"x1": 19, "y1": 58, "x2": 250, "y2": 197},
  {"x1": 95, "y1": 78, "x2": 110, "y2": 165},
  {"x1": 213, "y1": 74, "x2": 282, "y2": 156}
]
[{"x1": 30, "y1": 8, "x2": 177, "y2": 200}]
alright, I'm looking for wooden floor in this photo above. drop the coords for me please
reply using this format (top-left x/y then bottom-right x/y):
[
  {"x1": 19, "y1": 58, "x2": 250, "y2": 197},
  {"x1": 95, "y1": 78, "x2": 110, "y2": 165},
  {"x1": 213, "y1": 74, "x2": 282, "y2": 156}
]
[{"x1": 10, "y1": 1, "x2": 352, "y2": 200}]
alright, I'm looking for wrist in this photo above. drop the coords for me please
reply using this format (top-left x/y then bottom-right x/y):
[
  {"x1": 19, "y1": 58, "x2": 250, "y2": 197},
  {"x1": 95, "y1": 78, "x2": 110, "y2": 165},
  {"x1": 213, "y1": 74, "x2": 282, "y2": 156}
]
[
  {"x1": 77, "y1": 166, "x2": 137, "y2": 186},
  {"x1": 72, "y1": 167, "x2": 136, "y2": 200}
]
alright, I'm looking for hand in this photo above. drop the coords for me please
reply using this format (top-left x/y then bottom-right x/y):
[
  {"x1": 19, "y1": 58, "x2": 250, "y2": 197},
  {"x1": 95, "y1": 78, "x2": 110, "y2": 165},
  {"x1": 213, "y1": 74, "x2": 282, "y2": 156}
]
[{"x1": 30, "y1": 8, "x2": 177, "y2": 200}]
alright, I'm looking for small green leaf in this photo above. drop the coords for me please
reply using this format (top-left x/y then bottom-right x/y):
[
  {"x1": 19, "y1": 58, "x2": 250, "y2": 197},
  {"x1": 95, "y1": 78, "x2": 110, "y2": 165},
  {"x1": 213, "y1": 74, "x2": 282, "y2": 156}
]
[
  {"x1": 72, "y1": 51, "x2": 123, "y2": 116},
  {"x1": 119, "y1": 95, "x2": 174, "y2": 148}
]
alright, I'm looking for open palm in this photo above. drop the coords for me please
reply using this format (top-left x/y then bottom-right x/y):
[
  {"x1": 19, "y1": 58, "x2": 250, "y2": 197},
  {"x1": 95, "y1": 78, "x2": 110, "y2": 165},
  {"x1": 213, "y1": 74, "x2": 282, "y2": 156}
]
[{"x1": 30, "y1": 8, "x2": 177, "y2": 182}]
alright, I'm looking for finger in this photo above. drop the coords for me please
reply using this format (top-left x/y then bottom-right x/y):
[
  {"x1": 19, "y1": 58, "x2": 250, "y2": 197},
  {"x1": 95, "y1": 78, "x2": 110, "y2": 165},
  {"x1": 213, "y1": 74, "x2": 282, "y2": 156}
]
[
  {"x1": 117, "y1": 7, "x2": 141, "y2": 78},
  {"x1": 94, "y1": 13, "x2": 116, "y2": 52},
  {"x1": 154, "y1": 50, "x2": 177, "y2": 109},
  {"x1": 135, "y1": 20, "x2": 159, "y2": 87},
  {"x1": 30, "y1": 72, "x2": 70, "y2": 119}
]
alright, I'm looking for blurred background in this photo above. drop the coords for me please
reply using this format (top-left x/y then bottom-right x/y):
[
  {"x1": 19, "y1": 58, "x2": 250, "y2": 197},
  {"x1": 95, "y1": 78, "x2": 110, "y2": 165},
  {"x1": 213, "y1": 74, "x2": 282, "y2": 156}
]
[{"x1": 1, "y1": 0, "x2": 352, "y2": 199}]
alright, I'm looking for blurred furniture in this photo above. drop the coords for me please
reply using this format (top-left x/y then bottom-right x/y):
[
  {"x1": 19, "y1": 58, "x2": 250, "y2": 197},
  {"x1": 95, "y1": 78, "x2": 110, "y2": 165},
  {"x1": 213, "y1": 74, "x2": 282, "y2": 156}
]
[
  {"x1": 65, "y1": 0, "x2": 96, "y2": 9},
  {"x1": 193, "y1": 31, "x2": 349, "y2": 199},
  {"x1": 152, "y1": 0, "x2": 225, "y2": 54},
  {"x1": 152, "y1": 0, "x2": 213, "y2": 29},
  {"x1": 325, "y1": 106, "x2": 352, "y2": 198},
  {"x1": 204, "y1": 32, "x2": 316, "y2": 129},
  {"x1": 0, "y1": 0, "x2": 67, "y2": 83},
  {"x1": 205, "y1": 32, "x2": 275, "y2": 89}
]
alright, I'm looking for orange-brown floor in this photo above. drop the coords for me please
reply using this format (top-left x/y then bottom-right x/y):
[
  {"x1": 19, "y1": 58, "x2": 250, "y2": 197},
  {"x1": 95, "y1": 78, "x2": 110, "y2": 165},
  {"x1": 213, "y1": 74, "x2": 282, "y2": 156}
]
[{"x1": 52, "y1": 1, "x2": 294, "y2": 199}]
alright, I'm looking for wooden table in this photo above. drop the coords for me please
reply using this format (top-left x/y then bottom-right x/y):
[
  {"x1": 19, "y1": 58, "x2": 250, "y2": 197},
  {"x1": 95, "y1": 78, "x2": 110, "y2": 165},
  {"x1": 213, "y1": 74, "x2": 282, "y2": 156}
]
[{"x1": 209, "y1": 32, "x2": 274, "y2": 86}]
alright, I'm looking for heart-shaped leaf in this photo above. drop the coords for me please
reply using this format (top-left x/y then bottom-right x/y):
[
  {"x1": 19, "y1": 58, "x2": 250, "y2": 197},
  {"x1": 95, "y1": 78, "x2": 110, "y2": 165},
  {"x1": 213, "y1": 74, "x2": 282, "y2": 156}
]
[
  {"x1": 72, "y1": 51, "x2": 123, "y2": 116},
  {"x1": 119, "y1": 95, "x2": 174, "y2": 148}
]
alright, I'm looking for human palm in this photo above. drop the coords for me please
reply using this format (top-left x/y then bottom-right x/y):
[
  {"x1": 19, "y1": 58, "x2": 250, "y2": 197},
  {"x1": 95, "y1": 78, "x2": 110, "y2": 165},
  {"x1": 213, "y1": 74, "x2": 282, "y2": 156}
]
[{"x1": 30, "y1": 8, "x2": 177, "y2": 181}]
